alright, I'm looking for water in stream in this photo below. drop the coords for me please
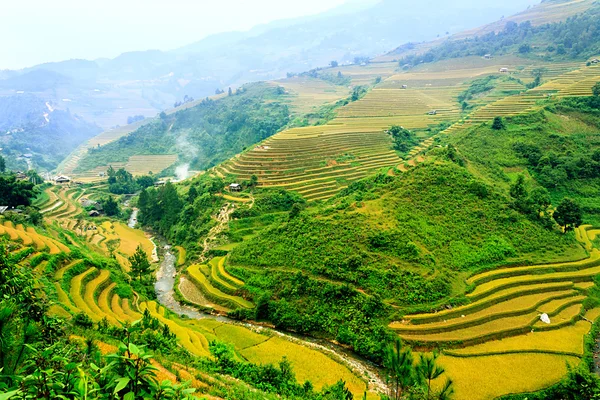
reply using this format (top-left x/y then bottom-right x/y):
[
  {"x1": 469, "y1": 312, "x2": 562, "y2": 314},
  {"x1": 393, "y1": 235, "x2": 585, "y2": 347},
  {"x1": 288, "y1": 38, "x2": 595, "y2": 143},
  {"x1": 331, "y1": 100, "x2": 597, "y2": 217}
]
[{"x1": 152, "y1": 243, "x2": 387, "y2": 393}]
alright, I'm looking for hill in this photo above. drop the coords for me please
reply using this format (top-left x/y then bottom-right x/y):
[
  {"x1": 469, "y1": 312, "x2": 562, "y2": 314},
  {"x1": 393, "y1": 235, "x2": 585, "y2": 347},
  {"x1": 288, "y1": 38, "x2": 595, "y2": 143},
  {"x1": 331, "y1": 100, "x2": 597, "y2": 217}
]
[
  {"x1": 0, "y1": 94, "x2": 101, "y2": 171},
  {"x1": 0, "y1": 0, "x2": 539, "y2": 130},
  {"x1": 152, "y1": 97, "x2": 600, "y2": 400}
]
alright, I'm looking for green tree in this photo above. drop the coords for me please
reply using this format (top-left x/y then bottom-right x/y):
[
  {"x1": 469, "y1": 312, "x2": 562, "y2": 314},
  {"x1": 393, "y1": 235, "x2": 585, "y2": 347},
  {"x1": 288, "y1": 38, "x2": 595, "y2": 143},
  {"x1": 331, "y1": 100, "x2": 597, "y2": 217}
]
[
  {"x1": 553, "y1": 198, "x2": 583, "y2": 233},
  {"x1": 388, "y1": 125, "x2": 419, "y2": 154},
  {"x1": 0, "y1": 155, "x2": 5, "y2": 173},
  {"x1": 491, "y1": 116, "x2": 505, "y2": 130},
  {"x1": 187, "y1": 186, "x2": 198, "y2": 203},
  {"x1": 529, "y1": 187, "x2": 551, "y2": 216},
  {"x1": 384, "y1": 338, "x2": 415, "y2": 400},
  {"x1": 509, "y1": 175, "x2": 528, "y2": 202},
  {"x1": 330, "y1": 61, "x2": 339, "y2": 68},
  {"x1": 129, "y1": 245, "x2": 151, "y2": 281},
  {"x1": 289, "y1": 203, "x2": 302, "y2": 220},
  {"x1": 593, "y1": 82, "x2": 600, "y2": 97},
  {"x1": 26, "y1": 170, "x2": 44, "y2": 185},
  {"x1": 415, "y1": 353, "x2": 454, "y2": 400},
  {"x1": 0, "y1": 175, "x2": 36, "y2": 207},
  {"x1": 102, "y1": 196, "x2": 119, "y2": 216}
]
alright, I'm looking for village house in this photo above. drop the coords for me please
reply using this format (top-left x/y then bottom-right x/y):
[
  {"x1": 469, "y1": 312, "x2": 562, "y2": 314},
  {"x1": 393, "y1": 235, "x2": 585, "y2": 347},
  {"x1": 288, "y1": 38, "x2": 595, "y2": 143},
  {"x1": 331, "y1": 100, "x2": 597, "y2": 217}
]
[
  {"x1": 483, "y1": 54, "x2": 493, "y2": 59},
  {"x1": 55, "y1": 175, "x2": 71, "y2": 184},
  {"x1": 499, "y1": 67, "x2": 509, "y2": 73},
  {"x1": 591, "y1": 59, "x2": 599, "y2": 64},
  {"x1": 229, "y1": 183, "x2": 242, "y2": 192}
]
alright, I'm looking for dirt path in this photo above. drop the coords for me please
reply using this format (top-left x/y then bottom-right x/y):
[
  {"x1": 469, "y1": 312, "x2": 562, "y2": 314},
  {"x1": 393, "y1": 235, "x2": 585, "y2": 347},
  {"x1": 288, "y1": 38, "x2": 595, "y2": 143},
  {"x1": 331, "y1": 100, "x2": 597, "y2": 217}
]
[
  {"x1": 200, "y1": 202, "x2": 235, "y2": 261},
  {"x1": 199, "y1": 193, "x2": 255, "y2": 261}
]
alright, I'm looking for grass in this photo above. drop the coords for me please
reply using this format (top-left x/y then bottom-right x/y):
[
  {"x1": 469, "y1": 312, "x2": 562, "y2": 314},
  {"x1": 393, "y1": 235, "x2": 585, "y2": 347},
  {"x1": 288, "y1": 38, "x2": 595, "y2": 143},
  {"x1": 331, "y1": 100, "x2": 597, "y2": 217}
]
[
  {"x1": 175, "y1": 246, "x2": 186, "y2": 266},
  {"x1": 186, "y1": 264, "x2": 253, "y2": 309},
  {"x1": 216, "y1": 257, "x2": 245, "y2": 287},
  {"x1": 391, "y1": 289, "x2": 577, "y2": 333},
  {"x1": 209, "y1": 257, "x2": 241, "y2": 292},
  {"x1": 240, "y1": 336, "x2": 367, "y2": 395},
  {"x1": 54, "y1": 282, "x2": 79, "y2": 314},
  {"x1": 435, "y1": 353, "x2": 580, "y2": 400},
  {"x1": 69, "y1": 268, "x2": 100, "y2": 321},
  {"x1": 142, "y1": 301, "x2": 210, "y2": 357},
  {"x1": 212, "y1": 324, "x2": 269, "y2": 350}
]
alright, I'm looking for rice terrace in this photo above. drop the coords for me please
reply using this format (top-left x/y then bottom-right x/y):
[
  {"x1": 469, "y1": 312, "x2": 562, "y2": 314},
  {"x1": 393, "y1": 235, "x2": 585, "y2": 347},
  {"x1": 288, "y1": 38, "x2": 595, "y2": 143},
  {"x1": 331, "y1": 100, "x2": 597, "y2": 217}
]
[{"x1": 1, "y1": 0, "x2": 600, "y2": 399}]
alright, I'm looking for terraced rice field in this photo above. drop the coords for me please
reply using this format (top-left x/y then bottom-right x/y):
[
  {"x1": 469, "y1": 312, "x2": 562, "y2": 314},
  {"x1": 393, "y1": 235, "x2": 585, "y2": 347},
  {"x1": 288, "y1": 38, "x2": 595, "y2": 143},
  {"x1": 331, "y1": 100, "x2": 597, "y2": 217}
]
[
  {"x1": 215, "y1": 57, "x2": 597, "y2": 201},
  {"x1": 185, "y1": 263, "x2": 253, "y2": 309},
  {"x1": 392, "y1": 225, "x2": 600, "y2": 399},
  {"x1": 272, "y1": 76, "x2": 350, "y2": 115},
  {"x1": 0, "y1": 221, "x2": 69, "y2": 254},
  {"x1": 71, "y1": 154, "x2": 179, "y2": 183}
]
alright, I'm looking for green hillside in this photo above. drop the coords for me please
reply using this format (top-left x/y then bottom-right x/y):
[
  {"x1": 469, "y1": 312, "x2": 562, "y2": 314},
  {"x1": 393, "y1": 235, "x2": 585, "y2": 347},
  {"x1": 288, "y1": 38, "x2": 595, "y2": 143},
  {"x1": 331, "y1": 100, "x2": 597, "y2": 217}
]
[{"x1": 4, "y1": 1, "x2": 600, "y2": 400}]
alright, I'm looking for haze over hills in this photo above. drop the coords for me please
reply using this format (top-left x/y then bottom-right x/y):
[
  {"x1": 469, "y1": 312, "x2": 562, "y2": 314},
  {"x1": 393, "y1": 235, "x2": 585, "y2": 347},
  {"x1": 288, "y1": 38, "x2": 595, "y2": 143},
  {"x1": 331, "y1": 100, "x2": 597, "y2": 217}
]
[
  {"x1": 0, "y1": 0, "x2": 538, "y2": 129},
  {"x1": 1, "y1": 0, "x2": 600, "y2": 399}
]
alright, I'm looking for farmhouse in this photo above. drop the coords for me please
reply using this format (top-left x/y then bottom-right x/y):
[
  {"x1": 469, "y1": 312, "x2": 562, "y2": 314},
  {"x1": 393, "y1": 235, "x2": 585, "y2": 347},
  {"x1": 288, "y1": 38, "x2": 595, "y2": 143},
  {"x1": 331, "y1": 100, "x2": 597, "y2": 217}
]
[
  {"x1": 427, "y1": 110, "x2": 437, "y2": 115},
  {"x1": 229, "y1": 183, "x2": 242, "y2": 192},
  {"x1": 55, "y1": 175, "x2": 71, "y2": 184},
  {"x1": 483, "y1": 54, "x2": 493, "y2": 59},
  {"x1": 15, "y1": 172, "x2": 28, "y2": 180},
  {"x1": 401, "y1": 84, "x2": 408, "y2": 89},
  {"x1": 499, "y1": 67, "x2": 509, "y2": 73},
  {"x1": 0, "y1": 206, "x2": 8, "y2": 214},
  {"x1": 88, "y1": 210, "x2": 101, "y2": 217},
  {"x1": 591, "y1": 59, "x2": 599, "y2": 64}
]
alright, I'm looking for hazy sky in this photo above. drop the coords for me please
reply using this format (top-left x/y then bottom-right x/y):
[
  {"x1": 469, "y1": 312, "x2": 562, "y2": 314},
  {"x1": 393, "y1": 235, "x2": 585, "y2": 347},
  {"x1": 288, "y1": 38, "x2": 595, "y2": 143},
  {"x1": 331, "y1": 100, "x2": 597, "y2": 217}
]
[{"x1": 0, "y1": 0, "x2": 349, "y2": 70}]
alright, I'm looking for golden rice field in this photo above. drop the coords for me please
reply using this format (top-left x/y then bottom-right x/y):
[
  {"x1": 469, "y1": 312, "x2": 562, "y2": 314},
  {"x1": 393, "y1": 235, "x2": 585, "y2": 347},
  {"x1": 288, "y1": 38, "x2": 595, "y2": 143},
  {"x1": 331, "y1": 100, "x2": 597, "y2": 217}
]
[
  {"x1": 393, "y1": 226, "x2": 600, "y2": 400},
  {"x1": 215, "y1": 56, "x2": 598, "y2": 201},
  {"x1": 70, "y1": 154, "x2": 179, "y2": 183},
  {"x1": 272, "y1": 76, "x2": 350, "y2": 115},
  {"x1": 185, "y1": 263, "x2": 253, "y2": 309}
]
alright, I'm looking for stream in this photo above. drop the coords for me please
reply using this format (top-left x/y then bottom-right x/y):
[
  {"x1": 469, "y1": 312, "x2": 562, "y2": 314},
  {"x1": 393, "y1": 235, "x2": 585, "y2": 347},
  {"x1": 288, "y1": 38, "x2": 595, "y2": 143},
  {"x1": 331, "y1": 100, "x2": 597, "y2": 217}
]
[{"x1": 153, "y1": 243, "x2": 387, "y2": 393}]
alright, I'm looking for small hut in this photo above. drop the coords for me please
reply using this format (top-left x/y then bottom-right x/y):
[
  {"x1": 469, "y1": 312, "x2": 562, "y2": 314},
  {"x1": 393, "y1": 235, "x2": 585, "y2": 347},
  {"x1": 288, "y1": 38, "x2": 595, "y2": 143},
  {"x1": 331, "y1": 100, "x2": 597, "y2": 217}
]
[{"x1": 229, "y1": 183, "x2": 242, "y2": 192}]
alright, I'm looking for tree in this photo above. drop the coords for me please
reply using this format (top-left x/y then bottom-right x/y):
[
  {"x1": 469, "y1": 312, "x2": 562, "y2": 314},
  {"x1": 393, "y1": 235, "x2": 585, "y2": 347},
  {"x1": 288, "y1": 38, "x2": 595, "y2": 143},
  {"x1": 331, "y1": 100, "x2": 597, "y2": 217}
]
[
  {"x1": 0, "y1": 155, "x2": 5, "y2": 173},
  {"x1": 249, "y1": 174, "x2": 258, "y2": 187},
  {"x1": 415, "y1": 353, "x2": 454, "y2": 400},
  {"x1": 388, "y1": 125, "x2": 418, "y2": 153},
  {"x1": 187, "y1": 186, "x2": 198, "y2": 203},
  {"x1": 491, "y1": 116, "x2": 505, "y2": 130},
  {"x1": 289, "y1": 203, "x2": 302, "y2": 220},
  {"x1": 228, "y1": 87, "x2": 233, "y2": 96},
  {"x1": 136, "y1": 175, "x2": 155, "y2": 189},
  {"x1": 509, "y1": 175, "x2": 527, "y2": 201},
  {"x1": 129, "y1": 245, "x2": 151, "y2": 281},
  {"x1": 26, "y1": 170, "x2": 44, "y2": 185},
  {"x1": 384, "y1": 338, "x2": 415, "y2": 400},
  {"x1": 0, "y1": 175, "x2": 35, "y2": 207},
  {"x1": 330, "y1": 61, "x2": 338, "y2": 68},
  {"x1": 102, "y1": 196, "x2": 119, "y2": 216},
  {"x1": 518, "y1": 44, "x2": 531, "y2": 54},
  {"x1": 593, "y1": 82, "x2": 600, "y2": 97},
  {"x1": 554, "y1": 198, "x2": 583, "y2": 233},
  {"x1": 529, "y1": 187, "x2": 551, "y2": 216}
]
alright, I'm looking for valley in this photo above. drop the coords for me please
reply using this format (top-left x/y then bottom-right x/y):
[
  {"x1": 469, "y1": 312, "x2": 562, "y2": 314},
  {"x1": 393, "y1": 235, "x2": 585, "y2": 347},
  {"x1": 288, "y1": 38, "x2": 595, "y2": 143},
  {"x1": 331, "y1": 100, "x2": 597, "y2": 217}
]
[{"x1": 1, "y1": 0, "x2": 600, "y2": 399}]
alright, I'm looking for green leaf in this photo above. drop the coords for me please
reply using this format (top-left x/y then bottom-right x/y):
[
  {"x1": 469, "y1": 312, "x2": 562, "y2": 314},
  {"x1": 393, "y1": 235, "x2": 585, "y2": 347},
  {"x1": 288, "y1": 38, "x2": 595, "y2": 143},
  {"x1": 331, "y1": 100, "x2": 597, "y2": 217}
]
[
  {"x1": 0, "y1": 390, "x2": 21, "y2": 400},
  {"x1": 124, "y1": 392, "x2": 135, "y2": 400},
  {"x1": 114, "y1": 377, "x2": 130, "y2": 394},
  {"x1": 128, "y1": 343, "x2": 140, "y2": 355}
]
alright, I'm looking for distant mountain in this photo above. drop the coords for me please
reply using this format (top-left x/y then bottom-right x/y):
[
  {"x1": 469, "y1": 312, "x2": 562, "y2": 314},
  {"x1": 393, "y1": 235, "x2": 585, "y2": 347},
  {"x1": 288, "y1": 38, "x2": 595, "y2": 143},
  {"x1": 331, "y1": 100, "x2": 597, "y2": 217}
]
[
  {"x1": 0, "y1": 94, "x2": 101, "y2": 171},
  {"x1": 0, "y1": 0, "x2": 540, "y2": 131}
]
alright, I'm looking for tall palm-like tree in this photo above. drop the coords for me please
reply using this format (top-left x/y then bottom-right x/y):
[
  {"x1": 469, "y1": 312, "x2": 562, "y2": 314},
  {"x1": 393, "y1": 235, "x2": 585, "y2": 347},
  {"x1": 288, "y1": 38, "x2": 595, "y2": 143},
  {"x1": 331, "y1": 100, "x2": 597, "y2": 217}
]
[
  {"x1": 416, "y1": 353, "x2": 454, "y2": 400},
  {"x1": 384, "y1": 338, "x2": 415, "y2": 400}
]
